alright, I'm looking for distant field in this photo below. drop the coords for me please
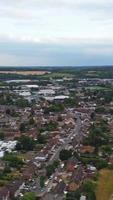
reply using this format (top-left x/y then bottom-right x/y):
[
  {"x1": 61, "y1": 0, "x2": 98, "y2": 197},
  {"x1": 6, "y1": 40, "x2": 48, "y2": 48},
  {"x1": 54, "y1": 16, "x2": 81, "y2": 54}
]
[
  {"x1": 0, "y1": 71, "x2": 50, "y2": 76},
  {"x1": 85, "y1": 86, "x2": 112, "y2": 91},
  {"x1": 42, "y1": 72, "x2": 74, "y2": 78},
  {"x1": 0, "y1": 71, "x2": 74, "y2": 78},
  {"x1": 96, "y1": 169, "x2": 113, "y2": 200}
]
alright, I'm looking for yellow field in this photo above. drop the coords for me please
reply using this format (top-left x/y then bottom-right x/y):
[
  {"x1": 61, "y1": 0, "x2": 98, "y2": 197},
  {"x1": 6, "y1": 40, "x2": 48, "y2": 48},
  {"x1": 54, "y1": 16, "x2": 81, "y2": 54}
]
[
  {"x1": 0, "y1": 70, "x2": 49, "y2": 75},
  {"x1": 96, "y1": 169, "x2": 113, "y2": 200}
]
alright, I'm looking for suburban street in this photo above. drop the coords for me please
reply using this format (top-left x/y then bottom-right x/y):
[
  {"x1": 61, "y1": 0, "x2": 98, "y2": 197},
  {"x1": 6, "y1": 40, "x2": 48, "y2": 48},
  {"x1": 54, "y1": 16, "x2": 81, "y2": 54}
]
[
  {"x1": 33, "y1": 113, "x2": 82, "y2": 197},
  {"x1": 49, "y1": 114, "x2": 81, "y2": 165}
]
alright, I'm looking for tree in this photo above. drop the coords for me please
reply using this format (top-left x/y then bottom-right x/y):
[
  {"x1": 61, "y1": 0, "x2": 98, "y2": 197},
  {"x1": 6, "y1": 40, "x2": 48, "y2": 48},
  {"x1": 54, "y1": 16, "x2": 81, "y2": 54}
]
[
  {"x1": 6, "y1": 108, "x2": 11, "y2": 115},
  {"x1": 37, "y1": 134, "x2": 46, "y2": 144},
  {"x1": 95, "y1": 106, "x2": 106, "y2": 114},
  {"x1": 59, "y1": 149, "x2": 72, "y2": 161},
  {"x1": 90, "y1": 112, "x2": 95, "y2": 120},
  {"x1": 66, "y1": 189, "x2": 81, "y2": 200},
  {"x1": 81, "y1": 181, "x2": 96, "y2": 200},
  {"x1": 46, "y1": 164, "x2": 55, "y2": 178},
  {"x1": 15, "y1": 98, "x2": 30, "y2": 108},
  {"x1": 83, "y1": 123, "x2": 109, "y2": 151},
  {"x1": 3, "y1": 166, "x2": 11, "y2": 174},
  {"x1": 53, "y1": 160, "x2": 59, "y2": 168},
  {"x1": 45, "y1": 122, "x2": 58, "y2": 131},
  {"x1": 44, "y1": 103, "x2": 64, "y2": 114},
  {"x1": 46, "y1": 160, "x2": 59, "y2": 178},
  {"x1": 39, "y1": 122, "x2": 58, "y2": 133},
  {"x1": 21, "y1": 192, "x2": 36, "y2": 200},
  {"x1": 16, "y1": 136, "x2": 35, "y2": 151},
  {"x1": 19, "y1": 123, "x2": 26, "y2": 133},
  {"x1": 64, "y1": 97, "x2": 77, "y2": 108},
  {"x1": 95, "y1": 159, "x2": 108, "y2": 170},
  {"x1": 0, "y1": 132, "x2": 5, "y2": 140},
  {"x1": 40, "y1": 176, "x2": 45, "y2": 188},
  {"x1": 29, "y1": 117, "x2": 35, "y2": 125},
  {"x1": 3, "y1": 153, "x2": 24, "y2": 169}
]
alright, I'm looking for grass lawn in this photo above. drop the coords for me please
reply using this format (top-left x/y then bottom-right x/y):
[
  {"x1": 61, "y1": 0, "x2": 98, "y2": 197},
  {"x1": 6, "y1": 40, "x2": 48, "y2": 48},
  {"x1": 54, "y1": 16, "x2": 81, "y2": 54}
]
[
  {"x1": 85, "y1": 86, "x2": 112, "y2": 91},
  {"x1": 96, "y1": 169, "x2": 113, "y2": 200},
  {"x1": 17, "y1": 151, "x2": 35, "y2": 160}
]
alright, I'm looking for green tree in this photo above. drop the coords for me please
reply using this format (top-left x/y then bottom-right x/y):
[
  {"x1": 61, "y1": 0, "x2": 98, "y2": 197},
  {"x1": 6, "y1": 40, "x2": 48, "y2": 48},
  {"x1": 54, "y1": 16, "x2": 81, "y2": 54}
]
[
  {"x1": 15, "y1": 98, "x2": 30, "y2": 108},
  {"x1": 0, "y1": 132, "x2": 5, "y2": 140},
  {"x1": 19, "y1": 123, "x2": 26, "y2": 133},
  {"x1": 3, "y1": 153, "x2": 24, "y2": 169},
  {"x1": 83, "y1": 124, "x2": 109, "y2": 151},
  {"x1": 21, "y1": 192, "x2": 36, "y2": 200},
  {"x1": 95, "y1": 106, "x2": 106, "y2": 114},
  {"x1": 29, "y1": 117, "x2": 35, "y2": 125},
  {"x1": 46, "y1": 160, "x2": 59, "y2": 178},
  {"x1": 95, "y1": 159, "x2": 108, "y2": 170},
  {"x1": 40, "y1": 176, "x2": 45, "y2": 188},
  {"x1": 45, "y1": 122, "x2": 58, "y2": 131},
  {"x1": 81, "y1": 181, "x2": 96, "y2": 200},
  {"x1": 37, "y1": 134, "x2": 46, "y2": 144},
  {"x1": 59, "y1": 149, "x2": 72, "y2": 161},
  {"x1": 44, "y1": 103, "x2": 64, "y2": 114},
  {"x1": 64, "y1": 97, "x2": 77, "y2": 108},
  {"x1": 16, "y1": 136, "x2": 35, "y2": 151},
  {"x1": 6, "y1": 108, "x2": 11, "y2": 115},
  {"x1": 46, "y1": 164, "x2": 55, "y2": 178},
  {"x1": 53, "y1": 160, "x2": 59, "y2": 168},
  {"x1": 66, "y1": 189, "x2": 81, "y2": 200}
]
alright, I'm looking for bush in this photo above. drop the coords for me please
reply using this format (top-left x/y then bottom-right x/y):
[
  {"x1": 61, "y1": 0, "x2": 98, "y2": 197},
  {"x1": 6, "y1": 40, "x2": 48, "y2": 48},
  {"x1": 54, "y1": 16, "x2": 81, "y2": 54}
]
[
  {"x1": 59, "y1": 149, "x2": 72, "y2": 161},
  {"x1": 81, "y1": 181, "x2": 96, "y2": 200},
  {"x1": 0, "y1": 132, "x2": 5, "y2": 140},
  {"x1": 16, "y1": 136, "x2": 35, "y2": 151},
  {"x1": 3, "y1": 153, "x2": 24, "y2": 169},
  {"x1": 21, "y1": 192, "x2": 36, "y2": 200}
]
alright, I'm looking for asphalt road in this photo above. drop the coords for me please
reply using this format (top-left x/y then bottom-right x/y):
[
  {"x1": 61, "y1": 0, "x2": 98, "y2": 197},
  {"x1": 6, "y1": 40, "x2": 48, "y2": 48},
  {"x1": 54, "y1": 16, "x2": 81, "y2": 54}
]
[
  {"x1": 28, "y1": 113, "x2": 82, "y2": 196},
  {"x1": 38, "y1": 114, "x2": 82, "y2": 195},
  {"x1": 49, "y1": 115, "x2": 81, "y2": 165}
]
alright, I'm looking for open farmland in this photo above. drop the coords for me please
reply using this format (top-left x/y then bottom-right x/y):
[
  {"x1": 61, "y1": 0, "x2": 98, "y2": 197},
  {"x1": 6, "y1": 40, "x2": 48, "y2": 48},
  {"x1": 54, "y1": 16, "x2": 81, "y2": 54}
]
[
  {"x1": 96, "y1": 169, "x2": 113, "y2": 200},
  {"x1": 85, "y1": 86, "x2": 112, "y2": 91},
  {"x1": 0, "y1": 71, "x2": 50, "y2": 75}
]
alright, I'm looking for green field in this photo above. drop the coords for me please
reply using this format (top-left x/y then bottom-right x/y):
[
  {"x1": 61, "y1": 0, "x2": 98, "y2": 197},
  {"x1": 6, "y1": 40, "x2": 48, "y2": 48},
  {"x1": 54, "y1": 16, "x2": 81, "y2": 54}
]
[
  {"x1": 85, "y1": 86, "x2": 112, "y2": 91},
  {"x1": 96, "y1": 169, "x2": 113, "y2": 200}
]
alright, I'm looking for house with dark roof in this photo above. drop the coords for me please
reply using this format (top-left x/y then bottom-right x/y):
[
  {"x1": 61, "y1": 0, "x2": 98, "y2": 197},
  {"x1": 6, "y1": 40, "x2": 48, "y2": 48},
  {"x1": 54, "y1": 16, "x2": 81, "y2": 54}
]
[
  {"x1": 53, "y1": 181, "x2": 66, "y2": 195},
  {"x1": 0, "y1": 187, "x2": 10, "y2": 200},
  {"x1": 0, "y1": 180, "x2": 25, "y2": 200}
]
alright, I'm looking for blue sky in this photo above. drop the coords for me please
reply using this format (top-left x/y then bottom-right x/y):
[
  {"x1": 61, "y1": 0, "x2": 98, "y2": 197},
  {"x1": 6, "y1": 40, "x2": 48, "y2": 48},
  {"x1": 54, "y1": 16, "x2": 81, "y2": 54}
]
[{"x1": 0, "y1": 0, "x2": 113, "y2": 66}]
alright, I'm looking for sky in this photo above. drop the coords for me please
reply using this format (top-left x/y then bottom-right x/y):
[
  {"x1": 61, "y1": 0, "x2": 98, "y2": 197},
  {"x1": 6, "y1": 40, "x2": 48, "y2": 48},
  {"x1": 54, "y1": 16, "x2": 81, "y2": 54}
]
[{"x1": 1, "y1": 0, "x2": 113, "y2": 66}]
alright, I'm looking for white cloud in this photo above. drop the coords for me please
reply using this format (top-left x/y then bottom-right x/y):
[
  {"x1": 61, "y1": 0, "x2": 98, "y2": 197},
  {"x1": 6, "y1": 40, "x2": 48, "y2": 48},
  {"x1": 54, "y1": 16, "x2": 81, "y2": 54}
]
[
  {"x1": 0, "y1": 0, "x2": 113, "y2": 65},
  {"x1": 0, "y1": 53, "x2": 20, "y2": 66},
  {"x1": 2, "y1": 0, "x2": 113, "y2": 7},
  {"x1": 0, "y1": 0, "x2": 113, "y2": 39},
  {"x1": 85, "y1": 46, "x2": 113, "y2": 56}
]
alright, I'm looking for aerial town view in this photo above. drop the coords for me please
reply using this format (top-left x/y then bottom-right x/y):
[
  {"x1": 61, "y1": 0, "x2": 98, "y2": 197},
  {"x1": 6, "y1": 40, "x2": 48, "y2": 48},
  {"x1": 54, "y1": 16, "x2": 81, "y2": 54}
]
[
  {"x1": 1, "y1": 0, "x2": 113, "y2": 199},
  {"x1": 0, "y1": 67, "x2": 113, "y2": 200}
]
